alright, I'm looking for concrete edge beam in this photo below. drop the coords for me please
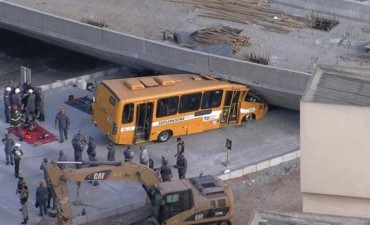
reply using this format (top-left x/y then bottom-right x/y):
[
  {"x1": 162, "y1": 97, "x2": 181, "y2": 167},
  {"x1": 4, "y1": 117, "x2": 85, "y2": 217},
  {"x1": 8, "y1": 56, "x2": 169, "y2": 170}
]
[{"x1": 217, "y1": 150, "x2": 300, "y2": 181}]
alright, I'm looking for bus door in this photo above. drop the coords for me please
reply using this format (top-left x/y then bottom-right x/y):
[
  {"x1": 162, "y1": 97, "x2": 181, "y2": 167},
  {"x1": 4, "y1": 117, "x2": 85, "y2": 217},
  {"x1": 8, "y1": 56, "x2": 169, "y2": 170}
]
[
  {"x1": 220, "y1": 91, "x2": 240, "y2": 126},
  {"x1": 135, "y1": 102, "x2": 153, "y2": 144}
]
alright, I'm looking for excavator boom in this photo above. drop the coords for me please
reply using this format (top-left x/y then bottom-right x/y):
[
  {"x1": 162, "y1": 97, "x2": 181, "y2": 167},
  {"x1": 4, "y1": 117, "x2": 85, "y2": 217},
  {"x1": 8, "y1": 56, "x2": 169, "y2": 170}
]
[{"x1": 46, "y1": 161, "x2": 161, "y2": 225}]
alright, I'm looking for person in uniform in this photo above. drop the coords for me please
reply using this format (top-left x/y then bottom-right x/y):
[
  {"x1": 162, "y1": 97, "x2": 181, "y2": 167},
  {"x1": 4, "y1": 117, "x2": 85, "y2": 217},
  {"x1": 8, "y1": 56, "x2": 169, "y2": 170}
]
[
  {"x1": 35, "y1": 179, "x2": 48, "y2": 217},
  {"x1": 86, "y1": 136, "x2": 96, "y2": 158},
  {"x1": 39, "y1": 157, "x2": 56, "y2": 210},
  {"x1": 16, "y1": 176, "x2": 27, "y2": 212},
  {"x1": 174, "y1": 137, "x2": 185, "y2": 158},
  {"x1": 4, "y1": 86, "x2": 12, "y2": 123},
  {"x1": 20, "y1": 185, "x2": 29, "y2": 224},
  {"x1": 24, "y1": 89, "x2": 36, "y2": 122},
  {"x1": 123, "y1": 145, "x2": 134, "y2": 162},
  {"x1": 57, "y1": 150, "x2": 67, "y2": 170},
  {"x1": 35, "y1": 87, "x2": 45, "y2": 122},
  {"x1": 88, "y1": 149, "x2": 99, "y2": 186},
  {"x1": 160, "y1": 158, "x2": 172, "y2": 182},
  {"x1": 12, "y1": 143, "x2": 23, "y2": 178},
  {"x1": 107, "y1": 143, "x2": 116, "y2": 161},
  {"x1": 2, "y1": 133, "x2": 14, "y2": 165},
  {"x1": 55, "y1": 107, "x2": 70, "y2": 143},
  {"x1": 72, "y1": 130, "x2": 87, "y2": 169},
  {"x1": 9, "y1": 105, "x2": 24, "y2": 142},
  {"x1": 11, "y1": 88, "x2": 22, "y2": 111},
  {"x1": 174, "y1": 153, "x2": 187, "y2": 179},
  {"x1": 139, "y1": 146, "x2": 149, "y2": 166}
]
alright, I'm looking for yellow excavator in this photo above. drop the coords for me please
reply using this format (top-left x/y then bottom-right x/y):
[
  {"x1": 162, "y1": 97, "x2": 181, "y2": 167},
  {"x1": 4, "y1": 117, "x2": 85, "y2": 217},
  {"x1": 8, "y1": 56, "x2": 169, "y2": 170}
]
[{"x1": 43, "y1": 161, "x2": 234, "y2": 225}]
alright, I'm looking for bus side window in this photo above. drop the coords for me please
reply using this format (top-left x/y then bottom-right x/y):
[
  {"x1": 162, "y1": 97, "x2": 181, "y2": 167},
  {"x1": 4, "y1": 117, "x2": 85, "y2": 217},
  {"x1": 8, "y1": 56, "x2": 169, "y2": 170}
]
[
  {"x1": 201, "y1": 90, "x2": 223, "y2": 109},
  {"x1": 157, "y1": 96, "x2": 179, "y2": 118},
  {"x1": 122, "y1": 103, "x2": 134, "y2": 124},
  {"x1": 179, "y1": 93, "x2": 201, "y2": 113}
]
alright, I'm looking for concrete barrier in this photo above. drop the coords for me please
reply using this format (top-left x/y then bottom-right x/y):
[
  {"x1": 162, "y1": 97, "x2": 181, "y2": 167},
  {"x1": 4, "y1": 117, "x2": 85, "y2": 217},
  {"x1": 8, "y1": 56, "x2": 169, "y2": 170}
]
[{"x1": 218, "y1": 149, "x2": 300, "y2": 181}]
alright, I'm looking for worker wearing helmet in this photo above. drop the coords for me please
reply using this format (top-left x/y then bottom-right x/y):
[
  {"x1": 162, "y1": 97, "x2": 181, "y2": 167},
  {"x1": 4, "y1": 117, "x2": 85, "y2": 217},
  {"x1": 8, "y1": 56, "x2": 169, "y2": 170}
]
[
  {"x1": 35, "y1": 87, "x2": 45, "y2": 122},
  {"x1": 11, "y1": 88, "x2": 22, "y2": 110},
  {"x1": 4, "y1": 86, "x2": 12, "y2": 123},
  {"x1": 25, "y1": 89, "x2": 36, "y2": 122},
  {"x1": 8, "y1": 104, "x2": 24, "y2": 142},
  {"x1": 12, "y1": 143, "x2": 23, "y2": 178}
]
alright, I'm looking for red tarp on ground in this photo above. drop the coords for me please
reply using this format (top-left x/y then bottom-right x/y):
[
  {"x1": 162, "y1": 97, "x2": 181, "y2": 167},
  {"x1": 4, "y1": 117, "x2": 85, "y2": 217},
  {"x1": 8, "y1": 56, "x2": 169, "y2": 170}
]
[{"x1": 6, "y1": 122, "x2": 57, "y2": 146}]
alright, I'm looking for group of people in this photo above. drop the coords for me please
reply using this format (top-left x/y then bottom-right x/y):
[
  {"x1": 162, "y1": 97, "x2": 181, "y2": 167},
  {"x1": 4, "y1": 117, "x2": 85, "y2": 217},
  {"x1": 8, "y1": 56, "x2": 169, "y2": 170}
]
[
  {"x1": 2, "y1": 134, "x2": 24, "y2": 178},
  {"x1": 159, "y1": 137, "x2": 188, "y2": 182},
  {"x1": 4, "y1": 81, "x2": 46, "y2": 142}
]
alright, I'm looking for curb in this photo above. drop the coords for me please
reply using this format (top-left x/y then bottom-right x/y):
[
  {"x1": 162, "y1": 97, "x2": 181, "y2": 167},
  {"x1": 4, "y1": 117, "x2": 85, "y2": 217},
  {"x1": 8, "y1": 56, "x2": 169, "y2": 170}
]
[{"x1": 217, "y1": 149, "x2": 300, "y2": 180}]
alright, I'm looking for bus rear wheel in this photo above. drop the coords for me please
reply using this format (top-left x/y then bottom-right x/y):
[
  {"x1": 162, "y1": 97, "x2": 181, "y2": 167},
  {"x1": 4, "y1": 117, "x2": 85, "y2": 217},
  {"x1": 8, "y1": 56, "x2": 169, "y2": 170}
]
[{"x1": 157, "y1": 130, "x2": 172, "y2": 142}]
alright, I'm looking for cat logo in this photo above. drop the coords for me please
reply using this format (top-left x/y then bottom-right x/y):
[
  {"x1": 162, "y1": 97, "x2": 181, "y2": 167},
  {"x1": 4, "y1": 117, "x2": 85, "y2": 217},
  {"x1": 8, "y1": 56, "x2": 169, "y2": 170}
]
[{"x1": 93, "y1": 172, "x2": 106, "y2": 180}]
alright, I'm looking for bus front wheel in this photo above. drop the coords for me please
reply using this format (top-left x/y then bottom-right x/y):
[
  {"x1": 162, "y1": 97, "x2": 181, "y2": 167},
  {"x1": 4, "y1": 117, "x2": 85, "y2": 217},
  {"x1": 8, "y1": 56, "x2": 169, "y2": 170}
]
[{"x1": 157, "y1": 130, "x2": 172, "y2": 142}]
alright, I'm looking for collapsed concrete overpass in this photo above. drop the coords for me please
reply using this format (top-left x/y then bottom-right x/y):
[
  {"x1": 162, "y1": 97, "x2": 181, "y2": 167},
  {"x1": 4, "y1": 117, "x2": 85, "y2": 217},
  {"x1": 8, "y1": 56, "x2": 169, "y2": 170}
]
[{"x1": 2, "y1": 0, "x2": 367, "y2": 110}]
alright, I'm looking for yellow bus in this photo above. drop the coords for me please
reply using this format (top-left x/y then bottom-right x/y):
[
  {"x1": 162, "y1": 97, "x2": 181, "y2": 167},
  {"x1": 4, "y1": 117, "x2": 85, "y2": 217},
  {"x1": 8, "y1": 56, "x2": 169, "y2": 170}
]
[{"x1": 91, "y1": 74, "x2": 268, "y2": 144}]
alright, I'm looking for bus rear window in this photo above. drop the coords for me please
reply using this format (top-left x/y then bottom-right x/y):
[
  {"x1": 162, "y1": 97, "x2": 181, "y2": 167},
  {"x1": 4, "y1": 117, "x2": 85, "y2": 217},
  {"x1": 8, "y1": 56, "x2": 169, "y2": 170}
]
[{"x1": 109, "y1": 96, "x2": 117, "y2": 106}]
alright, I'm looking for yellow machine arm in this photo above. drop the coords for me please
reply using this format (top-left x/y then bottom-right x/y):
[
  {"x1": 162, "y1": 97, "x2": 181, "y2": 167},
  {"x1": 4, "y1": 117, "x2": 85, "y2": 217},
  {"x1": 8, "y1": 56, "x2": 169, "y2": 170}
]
[{"x1": 46, "y1": 161, "x2": 162, "y2": 225}]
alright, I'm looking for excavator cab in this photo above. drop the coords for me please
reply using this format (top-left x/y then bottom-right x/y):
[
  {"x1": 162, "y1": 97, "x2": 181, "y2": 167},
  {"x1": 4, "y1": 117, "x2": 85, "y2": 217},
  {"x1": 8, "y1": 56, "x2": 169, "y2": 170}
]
[
  {"x1": 150, "y1": 175, "x2": 234, "y2": 225},
  {"x1": 151, "y1": 188, "x2": 194, "y2": 224}
]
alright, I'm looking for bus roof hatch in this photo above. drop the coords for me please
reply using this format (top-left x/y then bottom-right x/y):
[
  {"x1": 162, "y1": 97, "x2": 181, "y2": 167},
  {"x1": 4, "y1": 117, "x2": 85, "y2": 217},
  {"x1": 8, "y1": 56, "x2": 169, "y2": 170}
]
[{"x1": 154, "y1": 75, "x2": 180, "y2": 86}]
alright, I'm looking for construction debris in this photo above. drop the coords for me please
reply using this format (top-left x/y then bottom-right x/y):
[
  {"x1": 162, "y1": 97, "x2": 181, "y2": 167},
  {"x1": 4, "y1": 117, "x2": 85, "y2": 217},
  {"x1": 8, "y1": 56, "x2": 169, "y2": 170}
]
[
  {"x1": 81, "y1": 18, "x2": 108, "y2": 28},
  {"x1": 192, "y1": 26, "x2": 251, "y2": 54},
  {"x1": 166, "y1": 0, "x2": 307, "y2": 33},
  {"x1": 307, "y1": 13, "x2": 339, "y2": 31},
  {"x1": 246, "y1": 52, "x2": 271, "y2": 65}
]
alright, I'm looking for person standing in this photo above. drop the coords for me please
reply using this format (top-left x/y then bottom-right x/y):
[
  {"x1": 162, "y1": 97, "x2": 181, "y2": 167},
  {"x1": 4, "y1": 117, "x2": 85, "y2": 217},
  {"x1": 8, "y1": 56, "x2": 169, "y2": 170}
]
[
  {"x1": 55, "y1": 107, "x2": 70, "y2": 143},
  {"x1": 39, "y1": 157, "x2": 55, "y2": 209},
  {"x1": 20, "y1": 185, "x2": 29, "y2": 224},
  {"x1": 107, "y1": 143, "x2": 116, "y2": 161},
  {"x1": 88, "y1": 149, "x2": 99, "y2": 186},
  {"x1": 72, "y1": 130, "x2": 86, "y2": 169},
  {"x1": 123, "y1": 145, "x2": 134, "y2": 162},
  {"x1": 35, "y1": 87, "x2": 45, "y2": 122},
  {"x1": 35, "y1": 179, "x2": 48, "y2": 217},
  {"x1": 11, "y1": 88, "x2": 22, "y2": 111},
  {"x1": 175, "y1": 153, "x2": 187, "y2": 179},
  {"x1": 57, "y1": 150, "x2": 67, "y2": 170},
  {"x1": 2, "y1": 133, "x2": 14, "y2": 165},
  {"x1": 39, "y1": 158, "x2": 49, "y2": 182},
  {"x1": 139, "y1": 146, "x2": 149, "y2": 166},
  {"x1": 12, "y1": 143, "x2": 23, "y2": 178},
  {"x1": 160, "y1": 158, "x2": 172, "y2": 182},
  {"x1": 24, "y1": 89, "x2": 36, "y2": 122},
  {"x1": 86, "y1": 136, "x2": 96, "y2": 157},
  {"x1": 174, "y1": 137, "x2": 185, "y2": 158},
  {"x1": 9, "y1": 105, "x2": 24, "y2": 142},
  {"x1": 4, "y1": 86, "x2": 12, "y2": 123},
  {"x1": 16, "y1": 176, "x2": 27, "y2": 212}
]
